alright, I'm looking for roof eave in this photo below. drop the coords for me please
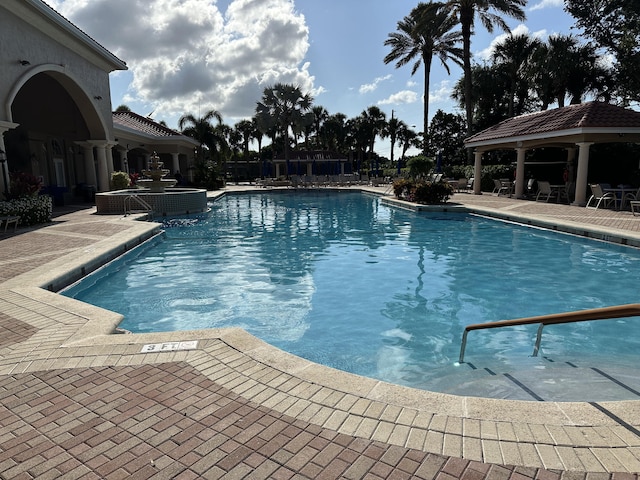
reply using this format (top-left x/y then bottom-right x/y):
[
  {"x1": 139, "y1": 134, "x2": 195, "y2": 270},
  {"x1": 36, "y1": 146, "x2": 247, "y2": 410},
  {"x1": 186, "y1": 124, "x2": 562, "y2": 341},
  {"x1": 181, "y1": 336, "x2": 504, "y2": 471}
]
[{"x1": 17, "y1": 0, "x2": 127, "y2": 72}]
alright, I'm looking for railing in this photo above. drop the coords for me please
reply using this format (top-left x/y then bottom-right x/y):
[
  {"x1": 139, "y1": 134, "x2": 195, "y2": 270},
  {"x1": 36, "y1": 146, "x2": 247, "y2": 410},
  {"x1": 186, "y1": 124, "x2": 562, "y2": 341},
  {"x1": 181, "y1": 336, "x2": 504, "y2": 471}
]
[
  {"x1": 458, "y1": 303, "x2": 640, "y2": 363},
  {"x1": 124, "y1": 195, "x2": 153, "y2": 219}
]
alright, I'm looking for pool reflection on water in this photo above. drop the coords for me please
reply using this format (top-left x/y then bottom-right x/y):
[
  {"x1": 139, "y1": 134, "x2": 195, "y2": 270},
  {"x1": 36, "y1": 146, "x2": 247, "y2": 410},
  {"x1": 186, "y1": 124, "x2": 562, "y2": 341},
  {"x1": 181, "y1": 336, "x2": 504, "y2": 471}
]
[{"x1": 62, "y1": 191, "x2": 640, "y2": 402}]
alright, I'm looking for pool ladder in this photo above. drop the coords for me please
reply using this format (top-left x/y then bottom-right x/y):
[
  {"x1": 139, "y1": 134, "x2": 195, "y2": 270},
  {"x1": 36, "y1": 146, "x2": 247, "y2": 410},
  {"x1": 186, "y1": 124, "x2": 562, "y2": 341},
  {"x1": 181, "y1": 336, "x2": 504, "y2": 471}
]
[
  {"x1": 124, "y1": 194, "x2": 153, "y2": 220},
  {"x1": 459, "y1": 303, "x2": 640, "y2": 363}
]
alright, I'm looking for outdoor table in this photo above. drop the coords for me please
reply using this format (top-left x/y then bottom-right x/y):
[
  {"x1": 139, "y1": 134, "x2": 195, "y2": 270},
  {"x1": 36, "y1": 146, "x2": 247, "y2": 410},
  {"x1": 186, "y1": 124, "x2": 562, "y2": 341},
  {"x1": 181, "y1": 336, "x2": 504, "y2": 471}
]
[{"x1": 603, "y1": 186, "x2": 636, "y2": 209}]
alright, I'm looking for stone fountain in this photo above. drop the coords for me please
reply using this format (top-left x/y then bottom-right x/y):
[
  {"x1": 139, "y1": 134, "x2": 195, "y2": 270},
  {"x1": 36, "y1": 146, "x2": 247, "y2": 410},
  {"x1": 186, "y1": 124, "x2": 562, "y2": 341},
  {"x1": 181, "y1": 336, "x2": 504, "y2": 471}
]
[
  {"x1": 137, "y1": 152, "x2": 177, "y2": 192},
  {"x1": 95, "y1": 151, "x2": 208, "y2": 216}
]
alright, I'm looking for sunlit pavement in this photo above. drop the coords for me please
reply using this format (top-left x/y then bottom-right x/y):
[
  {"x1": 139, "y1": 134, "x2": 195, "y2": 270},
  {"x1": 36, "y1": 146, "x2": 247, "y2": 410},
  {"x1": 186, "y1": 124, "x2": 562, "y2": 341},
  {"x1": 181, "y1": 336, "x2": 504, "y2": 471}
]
[{"x1": 0, "y1": 186, "x2": 639, "y2": 479}]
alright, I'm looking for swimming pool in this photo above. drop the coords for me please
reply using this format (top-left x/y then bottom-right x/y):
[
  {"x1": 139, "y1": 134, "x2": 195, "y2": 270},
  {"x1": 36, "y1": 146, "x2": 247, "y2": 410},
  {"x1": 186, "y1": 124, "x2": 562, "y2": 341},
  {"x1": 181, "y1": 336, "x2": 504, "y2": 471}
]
[{"x1": 63, "y1": 191, "x2": 640, "y2": 401}]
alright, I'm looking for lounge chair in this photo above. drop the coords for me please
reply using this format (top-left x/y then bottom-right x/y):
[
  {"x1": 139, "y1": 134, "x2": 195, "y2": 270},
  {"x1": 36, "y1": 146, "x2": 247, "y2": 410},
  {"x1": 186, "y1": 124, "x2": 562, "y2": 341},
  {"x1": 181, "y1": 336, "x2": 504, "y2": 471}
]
[
  {"x1": 586, "y1": 183, "x2": 617, "y2": 209},
  {"x1": 456, "y1": 178, "x2": 468, "y2": 192},
  {"x1": 492, "y1": 179, "x2": 511, "y2": 196},
  {"x1": 0, "y1": 216, "x2": 19, "y2": 233},
  {"x1": 535, "y1": 181, "x2": 557, "y2": 202},
  {"x1": 622, "y1": 187, "x2": 640, "y2": 211}
]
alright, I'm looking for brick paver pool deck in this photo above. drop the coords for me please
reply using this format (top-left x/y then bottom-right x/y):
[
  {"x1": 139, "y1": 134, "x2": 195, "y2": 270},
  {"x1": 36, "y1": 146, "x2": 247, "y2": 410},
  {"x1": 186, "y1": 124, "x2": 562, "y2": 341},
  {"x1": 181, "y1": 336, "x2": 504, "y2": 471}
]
[{"x1": 1, "y1": 186, "x2": 639, "y2": 479}]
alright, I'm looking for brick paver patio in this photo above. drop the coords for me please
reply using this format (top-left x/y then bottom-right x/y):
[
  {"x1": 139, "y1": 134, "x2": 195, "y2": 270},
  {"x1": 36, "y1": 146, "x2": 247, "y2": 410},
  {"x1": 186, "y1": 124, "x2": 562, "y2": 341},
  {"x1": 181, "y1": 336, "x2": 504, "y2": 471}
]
[{"x1": 0, "y1": 187, "x2": 639, "y2": 479}]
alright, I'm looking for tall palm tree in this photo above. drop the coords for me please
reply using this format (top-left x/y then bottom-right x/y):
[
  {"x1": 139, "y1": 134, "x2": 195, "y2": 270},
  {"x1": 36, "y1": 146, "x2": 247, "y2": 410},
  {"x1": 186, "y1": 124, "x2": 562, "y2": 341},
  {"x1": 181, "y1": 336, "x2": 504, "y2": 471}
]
[
  {"x1": 310, "y1": 106, "x2": 328, "y2": 148},
  {"x1": 178, "y1": 110, "x2": 223, "y2": 164},
  {"x1": 234, "y1": 120, "x2": 254, "y2": 156},
  {"x1": 531, "y1": 34, "x2": 613, "y2": 108},
  {"x1": 492, "y1": 33, "x2": 541, "y2": 117},
  {"x1": 384, "y1": 2, "x2": 462, "y2": 154},
  {"x1": 320, "y1": 113, "x2": 347, "y2": 151},
  {"x1": 445, "y1": 0, "x2": 526, "y2": 137},
  {"x1": 384, "y1": 115, "x2": 406, "y2": 170},
  {"x1": 255, "y1": 83, "x2": 314, "y2": 176},
  {"x1": 361, "y1": 106, "x2": 387, "y2": 175}
]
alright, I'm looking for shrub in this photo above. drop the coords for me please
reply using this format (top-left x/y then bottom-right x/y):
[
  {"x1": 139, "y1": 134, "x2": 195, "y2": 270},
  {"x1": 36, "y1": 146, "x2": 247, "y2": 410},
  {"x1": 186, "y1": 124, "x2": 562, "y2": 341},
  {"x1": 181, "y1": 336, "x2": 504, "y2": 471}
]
[
  {"x1": 0, "y1": 195, "x2": 52, "y2": 226},
  {"x1": 392, "y1": 178, "x2": 454, "y2": 204},
  {"x1": 111, "y1": 171, "x2": 131, "y2": 190},
  {"x1": 7, "y1": 172, "x2": 42, "y2": 200}
]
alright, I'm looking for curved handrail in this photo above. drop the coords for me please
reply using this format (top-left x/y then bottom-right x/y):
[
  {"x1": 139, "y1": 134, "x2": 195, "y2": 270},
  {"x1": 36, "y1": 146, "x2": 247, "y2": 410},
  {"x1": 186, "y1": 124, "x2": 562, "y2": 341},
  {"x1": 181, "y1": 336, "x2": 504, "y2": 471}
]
[
  {"x1": 124, "y1": 194, "x2": 153, "y2": 219},
  {"x1": 459, "y1": 303, "x2": 640, "y2": 363}
]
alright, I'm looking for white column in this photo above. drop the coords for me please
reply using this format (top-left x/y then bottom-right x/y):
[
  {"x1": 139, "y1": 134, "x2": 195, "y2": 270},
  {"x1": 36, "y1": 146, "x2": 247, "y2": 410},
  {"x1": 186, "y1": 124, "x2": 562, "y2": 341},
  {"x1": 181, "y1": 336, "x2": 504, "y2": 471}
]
[
  {"x1": 93, "y1": 143, "x2": 110, "y2": 192},
  {"x1": 79, "y1": 143, "x2": 97, "y2": 187},
  {"x1": 514, "y1": 147, "x2": 526, "y2": 198},
  {"x1": 573, "y1": 142, "x2": 593, "y2": 206},
  {"x1": 473, "y1": 150, "x2": 483, "y2": 195},
  {"x1": 123, "y1": 146, "x2": 129, "y2": 174},
  {"x1": 106, "y1": 144, "x2": 115, "y2": 177},
  {"x1": 171, "y1": 153, "x2": 180, "y2": 174}
]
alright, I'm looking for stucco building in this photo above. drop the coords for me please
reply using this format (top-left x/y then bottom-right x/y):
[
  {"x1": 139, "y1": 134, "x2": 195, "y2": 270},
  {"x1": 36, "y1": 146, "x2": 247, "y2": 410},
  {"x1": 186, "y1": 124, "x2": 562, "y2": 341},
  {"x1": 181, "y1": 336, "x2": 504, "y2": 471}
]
[{"x1": 0, "y1": 0, "x2": 198, "y2": 203}]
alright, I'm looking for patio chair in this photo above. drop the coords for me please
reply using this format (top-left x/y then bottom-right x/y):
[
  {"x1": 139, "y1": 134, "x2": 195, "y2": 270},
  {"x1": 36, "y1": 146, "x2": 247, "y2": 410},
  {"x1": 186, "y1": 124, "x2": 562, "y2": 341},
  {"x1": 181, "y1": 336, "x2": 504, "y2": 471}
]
[
  {"x1": 456, "y1": 178, "x2": 468, "y2": 192},
  {"x1": 0, "y1": 216, "x2": 19, "y2": 233},
  {"x1": 467, "y1": 178, "x2": 474, "y2": 191},
  {"x1": 535, "y1": 181, "x2": 556, "y2": 202},
  {"x1": 586, "y1": 183, "x2": 618, "y2": 209},
  {"x1": 492, "y1": 179, "x2": 510, "y2": 196},
  {"x1": 622, "y1": 187, "x2": 640, "y2": 211}
]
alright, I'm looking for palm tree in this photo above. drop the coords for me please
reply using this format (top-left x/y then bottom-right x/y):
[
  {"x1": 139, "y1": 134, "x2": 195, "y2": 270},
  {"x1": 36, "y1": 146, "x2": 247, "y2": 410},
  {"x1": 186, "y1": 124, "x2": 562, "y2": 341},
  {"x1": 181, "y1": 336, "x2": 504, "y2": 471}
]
[
  {"x1": 445, "y1": 0, "x2": 526, "y2": 136},
  {"x1": 255, "y1": 83, "x2": 314, "y2": 176},
  {"x1": 492, "y1": 33, "x2": 541, "y2": 117},
  {"x1": 320, "y1": 113, "x2": 348, "y2": 151},
  {"x1": 234, "y1": 120, "x2": 254, "y2": 156},
  {"x1": 310, "y1": 106, "x2": 328, "y2": 148},
  {"x1": 531, "y1": 34, "x2": 613, "y2": 108},
  {"x1": 384, "y1": 115, "x2": 406, "y2": 171},
  {"x1": 178, "y1": 110, "x2": 223, "y2": 164},
  {"x1": 360, "y1": 106, "x2": 387, "y2": 175},
  {"x1": 384, "y1": 2, "x2": 462, "y2": 154}
]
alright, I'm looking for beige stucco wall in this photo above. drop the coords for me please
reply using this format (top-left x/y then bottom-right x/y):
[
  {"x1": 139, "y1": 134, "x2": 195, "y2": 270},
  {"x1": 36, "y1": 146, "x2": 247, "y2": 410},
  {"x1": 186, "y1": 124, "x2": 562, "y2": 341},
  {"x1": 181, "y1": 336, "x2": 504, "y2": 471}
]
[{"x1": 0, "y1": 4, "x2": 115, "y2": 132}]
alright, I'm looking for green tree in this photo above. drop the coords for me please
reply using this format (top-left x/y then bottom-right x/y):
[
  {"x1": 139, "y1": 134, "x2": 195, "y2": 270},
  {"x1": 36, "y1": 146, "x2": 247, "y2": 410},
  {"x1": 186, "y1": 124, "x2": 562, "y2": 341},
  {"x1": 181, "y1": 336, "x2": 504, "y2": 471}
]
[
  {"x1": 452, "y1": 63, "x2": 510, "y2": 131},
  {"x1": 361, "y1": 106, "x2": 387, "y2": 175},
  {"x1": 320, "y1": 113, "x2": 348, "y2": 152},
  {"x1": 234, "y1": 120, "x2": 254, "y2": 156},
  {"x1": 445, "y1": 0, "x2": 526, "y2": 136},
  {"x1": 384, "y1": 2, "x2": 462, "y2": 153},
  {"x1": 564, "y1": 0, "x2": 640, "y2": 102},
  {"x1": 531, "y1": 34, "x2": 613, "y2": 108},
  {"x1": 492, "y1": 33, "x2": 541, "y2": 117},
  {"x1": 428, "y1": 110, "x2": 467, "y2": 166},
  {"x1": 384, "y1": 115, "x2": 405, "y2": 169},
  {"x1": 178, "y1": 110, "x2": 224, "y2": 187},
  {"x1": 255, "y1": 83, "x2": 314, "y2": 176}
]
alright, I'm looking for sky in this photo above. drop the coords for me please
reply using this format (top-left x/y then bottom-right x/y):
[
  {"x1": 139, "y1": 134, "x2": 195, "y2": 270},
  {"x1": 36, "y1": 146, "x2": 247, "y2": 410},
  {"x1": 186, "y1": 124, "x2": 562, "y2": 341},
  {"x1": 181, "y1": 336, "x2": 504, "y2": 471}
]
[{"x1": 46, "y1": 0, "x2": 576, "y2": 157}]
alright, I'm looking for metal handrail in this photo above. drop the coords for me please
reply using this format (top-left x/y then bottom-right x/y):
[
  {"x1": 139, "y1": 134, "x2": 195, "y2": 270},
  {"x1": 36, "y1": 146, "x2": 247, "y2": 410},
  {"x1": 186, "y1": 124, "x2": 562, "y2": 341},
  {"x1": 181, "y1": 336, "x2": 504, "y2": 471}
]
[
  {"x1": 459, "y1": 303, "x2": 640, "y2": 363},
  {"x1": 124, "y1": 194, "x2": 153, "y2": 219}
]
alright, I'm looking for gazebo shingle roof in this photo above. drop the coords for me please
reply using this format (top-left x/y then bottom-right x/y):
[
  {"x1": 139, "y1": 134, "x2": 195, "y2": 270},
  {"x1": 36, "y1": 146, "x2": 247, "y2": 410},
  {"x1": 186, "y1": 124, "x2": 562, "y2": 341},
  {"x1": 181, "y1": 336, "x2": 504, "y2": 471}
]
[{"x1": 466, "y1": 102, "x2": 640, "y2": 144}]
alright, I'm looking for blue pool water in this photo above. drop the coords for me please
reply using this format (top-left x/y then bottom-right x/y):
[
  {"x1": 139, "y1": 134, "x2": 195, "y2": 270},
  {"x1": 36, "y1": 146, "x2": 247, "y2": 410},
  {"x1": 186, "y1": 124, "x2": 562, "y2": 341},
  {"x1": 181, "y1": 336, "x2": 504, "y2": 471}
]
[{"x1": 63, "y1": 191, "x2": 640, "y2": 401}]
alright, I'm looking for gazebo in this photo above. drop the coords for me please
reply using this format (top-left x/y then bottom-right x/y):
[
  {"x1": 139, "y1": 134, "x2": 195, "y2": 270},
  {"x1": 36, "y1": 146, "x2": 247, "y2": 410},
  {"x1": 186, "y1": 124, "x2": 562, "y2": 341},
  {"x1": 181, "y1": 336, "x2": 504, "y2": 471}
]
[{"x1": 464, "y1": 102, "x2": 640, "y2": 205}]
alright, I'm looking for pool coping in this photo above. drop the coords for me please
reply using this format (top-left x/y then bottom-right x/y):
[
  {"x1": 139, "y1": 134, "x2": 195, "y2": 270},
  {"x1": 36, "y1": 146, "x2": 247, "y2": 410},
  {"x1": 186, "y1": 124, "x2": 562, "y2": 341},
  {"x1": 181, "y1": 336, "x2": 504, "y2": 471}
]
[{"x1": 2, "y1": 187, "x2": 640, "y2": 473}]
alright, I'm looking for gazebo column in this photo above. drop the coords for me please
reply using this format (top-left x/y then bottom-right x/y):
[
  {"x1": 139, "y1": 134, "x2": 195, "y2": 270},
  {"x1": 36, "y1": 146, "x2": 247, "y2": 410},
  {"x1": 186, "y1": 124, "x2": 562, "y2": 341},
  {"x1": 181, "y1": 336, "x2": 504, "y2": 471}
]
[
  {"x1": 473, "y1": 150, "x2": 483, "y2": 195},
  {"x1": 514, "y1": 147, "x2": 526, "y2": 198},
  {"x1": 171, "y1": 153, "x2": 180, "y2": 174},
  {"x1": 573, "y1": 142, "x2": 593, "y2": 206}
]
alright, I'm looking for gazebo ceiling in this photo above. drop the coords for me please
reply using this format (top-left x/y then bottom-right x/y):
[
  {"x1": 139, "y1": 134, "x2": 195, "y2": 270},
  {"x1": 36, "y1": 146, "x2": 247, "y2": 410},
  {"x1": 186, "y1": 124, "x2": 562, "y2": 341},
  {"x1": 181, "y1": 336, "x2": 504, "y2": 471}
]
[{"x1": 465, "y1": 102, "x2": 640, "y2": 152}]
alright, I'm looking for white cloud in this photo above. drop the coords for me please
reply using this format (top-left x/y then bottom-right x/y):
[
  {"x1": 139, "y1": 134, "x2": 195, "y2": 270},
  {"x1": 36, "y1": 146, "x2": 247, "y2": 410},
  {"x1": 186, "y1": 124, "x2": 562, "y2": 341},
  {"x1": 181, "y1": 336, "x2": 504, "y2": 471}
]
[
  {"x1": 529, "y1": 0, "x2": 564, "y2": 12},
  {"x1": 428, "y1": 80, "x2": 453, "y2": 103},
  {"x1": 476, "y1": 24, "x2": 538, "y2": 61},
  {"x1": 50, "y1": 0, "x2": 313, "y2": 123},
  {"x1": 359, "y1": 74, "x2": 392, "y2": 94},
  {"x1": 377, "y1": 90, "x2": 418, "y2": 105}
]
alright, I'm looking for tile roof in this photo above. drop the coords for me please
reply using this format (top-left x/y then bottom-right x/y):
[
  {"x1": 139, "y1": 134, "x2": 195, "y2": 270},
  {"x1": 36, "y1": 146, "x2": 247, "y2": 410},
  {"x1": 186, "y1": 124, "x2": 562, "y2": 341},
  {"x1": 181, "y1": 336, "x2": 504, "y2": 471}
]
[
  {"x1": 112, "y1": 111, "x2": 184, "y2": 138},
  {"x1": 465, "y1": 101, "x2": 640, "y2": 144}
]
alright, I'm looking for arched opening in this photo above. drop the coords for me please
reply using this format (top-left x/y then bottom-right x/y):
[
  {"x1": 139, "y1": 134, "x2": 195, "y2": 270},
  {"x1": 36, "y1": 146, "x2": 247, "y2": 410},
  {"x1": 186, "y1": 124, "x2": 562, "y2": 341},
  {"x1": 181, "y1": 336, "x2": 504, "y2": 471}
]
[{"x1": 5, "y1": 69, "x2": 107, "y2": 203}]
